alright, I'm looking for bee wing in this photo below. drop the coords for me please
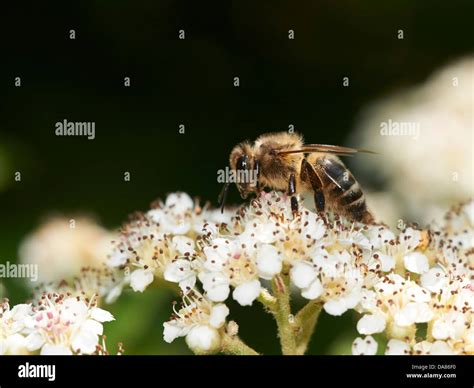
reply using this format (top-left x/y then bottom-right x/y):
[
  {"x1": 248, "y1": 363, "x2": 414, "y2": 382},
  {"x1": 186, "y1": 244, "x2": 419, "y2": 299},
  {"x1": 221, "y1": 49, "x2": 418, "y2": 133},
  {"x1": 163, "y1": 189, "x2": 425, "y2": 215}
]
[
  {"x1": 277, "y1": 144, "x2": 376, "y2": 156},
  {"x1": 316, "y1": 162, "x2": 342, "y2": 189}
]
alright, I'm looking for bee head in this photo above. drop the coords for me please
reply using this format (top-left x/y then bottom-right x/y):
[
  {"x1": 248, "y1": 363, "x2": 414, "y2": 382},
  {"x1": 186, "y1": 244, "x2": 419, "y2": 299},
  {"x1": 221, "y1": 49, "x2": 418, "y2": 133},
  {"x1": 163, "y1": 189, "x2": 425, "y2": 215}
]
[{"x1": 229, "y1": 142, "x2": 259, "y2": 199}]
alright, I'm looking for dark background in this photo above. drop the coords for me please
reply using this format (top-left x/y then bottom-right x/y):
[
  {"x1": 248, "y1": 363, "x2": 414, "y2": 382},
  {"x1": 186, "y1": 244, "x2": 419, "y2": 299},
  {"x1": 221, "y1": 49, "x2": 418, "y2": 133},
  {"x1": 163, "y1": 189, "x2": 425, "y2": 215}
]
[{"x1": 0, "y1": 1, "x2": 472, "y2": 354}]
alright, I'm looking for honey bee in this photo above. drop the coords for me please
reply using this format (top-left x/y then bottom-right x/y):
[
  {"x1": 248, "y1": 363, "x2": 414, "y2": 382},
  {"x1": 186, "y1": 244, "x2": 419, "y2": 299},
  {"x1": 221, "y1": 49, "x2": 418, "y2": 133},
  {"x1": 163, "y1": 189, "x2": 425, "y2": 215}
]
[{"x1": 218, "y1": 132, "x2": 375, "y2": 223}]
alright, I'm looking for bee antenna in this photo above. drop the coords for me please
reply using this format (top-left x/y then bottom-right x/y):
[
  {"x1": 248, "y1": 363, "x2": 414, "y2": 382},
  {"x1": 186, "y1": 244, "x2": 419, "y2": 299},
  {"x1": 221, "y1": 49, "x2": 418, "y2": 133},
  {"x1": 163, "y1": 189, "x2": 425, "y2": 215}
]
[{"x1": 218, "y1": 183, "x2": 231, "y2": 214}]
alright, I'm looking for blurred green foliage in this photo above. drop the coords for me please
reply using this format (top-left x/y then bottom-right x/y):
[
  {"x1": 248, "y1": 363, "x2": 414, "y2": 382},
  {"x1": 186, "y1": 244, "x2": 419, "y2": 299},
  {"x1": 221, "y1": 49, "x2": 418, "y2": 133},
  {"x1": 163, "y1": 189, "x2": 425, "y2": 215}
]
[{"x1": 0, "y1": 1, "x2": 472, "y2": 354}]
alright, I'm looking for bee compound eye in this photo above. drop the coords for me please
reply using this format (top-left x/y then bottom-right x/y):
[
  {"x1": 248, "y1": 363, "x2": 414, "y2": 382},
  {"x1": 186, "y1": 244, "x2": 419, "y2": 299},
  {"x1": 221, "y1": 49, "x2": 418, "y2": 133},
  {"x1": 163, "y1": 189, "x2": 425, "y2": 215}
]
[{"x1": 236, "y1": 155, "x2": 248, "y2": 170}]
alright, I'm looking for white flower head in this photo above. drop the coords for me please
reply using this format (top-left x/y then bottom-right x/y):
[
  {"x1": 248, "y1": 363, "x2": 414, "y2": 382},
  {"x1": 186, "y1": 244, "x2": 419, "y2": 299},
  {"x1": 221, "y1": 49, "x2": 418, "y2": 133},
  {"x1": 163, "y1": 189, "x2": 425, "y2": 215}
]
[
  {"x1": 163, "y1": 291, "x2": 229, "y2": 354},
  {"x1": 19, "y1": 217, "x2": 114, "y2": 284},
  {"x1": 23, "y1": 294, "x2": 114, "y2": 355},
  {"x1": 200, "y1": 234, "x2": 262, "y2": 306},
  {"x1": 357, "y1": 274, "x2": 435, "y2": 340},
  {"x1": 34, "y1": 266, "x2": 128, "y2": 306},
  {"x1": 110, "y1": 193, "x2": 234, "y2": 294},
  {"x1": 351, "y1": 58, "x2": 474, "y2": 224}
]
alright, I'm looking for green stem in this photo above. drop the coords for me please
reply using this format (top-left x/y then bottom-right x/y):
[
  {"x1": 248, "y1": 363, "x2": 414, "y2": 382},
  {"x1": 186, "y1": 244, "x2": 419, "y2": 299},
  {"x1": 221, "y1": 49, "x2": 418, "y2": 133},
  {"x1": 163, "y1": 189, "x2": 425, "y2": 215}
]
[
  {"x1": 221, "y1": 334, "x2": 259, "y2": 355},
  {"x1": 271, "y1": 272, "x2": 298, "y2": 355},
  {"x1": 258, "y1": 269, "x2": 323, "y2": 355},
  {"x1": 294, "y1": 300, "x2": 323, "y2": 355}
]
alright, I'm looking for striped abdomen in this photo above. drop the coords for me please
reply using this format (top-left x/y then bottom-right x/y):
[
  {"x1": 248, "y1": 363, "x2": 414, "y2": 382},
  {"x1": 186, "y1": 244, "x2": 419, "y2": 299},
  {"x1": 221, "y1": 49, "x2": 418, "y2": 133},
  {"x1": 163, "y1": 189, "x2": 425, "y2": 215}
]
[{"x1": 316, "y1": 157, "x2": 373, "y2": 223}]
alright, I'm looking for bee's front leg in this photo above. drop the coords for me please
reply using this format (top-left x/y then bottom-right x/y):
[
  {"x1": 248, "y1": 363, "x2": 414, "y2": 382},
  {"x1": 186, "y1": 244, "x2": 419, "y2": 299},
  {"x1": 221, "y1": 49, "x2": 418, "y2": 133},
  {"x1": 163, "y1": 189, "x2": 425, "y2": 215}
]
[{"x1": 288, "y1": 174, "x2": 299, "y2": 217}]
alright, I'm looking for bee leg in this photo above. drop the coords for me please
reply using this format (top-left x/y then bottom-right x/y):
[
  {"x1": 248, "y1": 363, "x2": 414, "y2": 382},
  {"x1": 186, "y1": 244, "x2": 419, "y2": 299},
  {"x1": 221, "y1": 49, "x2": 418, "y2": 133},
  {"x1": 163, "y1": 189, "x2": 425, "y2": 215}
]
[
  {"x1": 314, "y1": 190, "x2": 325, "y2": 213},
  {"x1": 288, "y1": 174, "x2": 299, "y2": 216},
  {"x1": 301, "y1": 159, "x2": 326, "y2": 214}
]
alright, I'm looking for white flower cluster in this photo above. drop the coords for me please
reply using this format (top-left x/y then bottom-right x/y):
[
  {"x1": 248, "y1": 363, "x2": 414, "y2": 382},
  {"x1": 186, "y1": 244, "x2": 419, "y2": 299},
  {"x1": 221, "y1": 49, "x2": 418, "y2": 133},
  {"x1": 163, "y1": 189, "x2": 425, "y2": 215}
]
[
  {"x1": 114, "y1": 191, "x2": 472, "y2": 354},
  {"x1": 108, "y1": 193, "x2": 233, "y2": 293},
  {"x1": 163, "y1": 290, "x2": 229, "y2": 354},
  {"x1": 353, "y1": 201, "x2": 474, "y2": 355},
  {"x1": 34, "y1": 267, "x2": 126, "y2": 305},
  {"x1": 18, "y1": 216, "x2": 125, "y2": 305},
  {"x1": 351, "y1": 56, "x2": 474, "y2": 224},
  {"x1": 0, "y1": 294, "x2": 116, "y2": 355},
  {"x1": 196, "y1": 191, "x2": 398, "y2": 313},
  {"x1": 19, "y1": 216, "x2": 114, "y2": 284}
]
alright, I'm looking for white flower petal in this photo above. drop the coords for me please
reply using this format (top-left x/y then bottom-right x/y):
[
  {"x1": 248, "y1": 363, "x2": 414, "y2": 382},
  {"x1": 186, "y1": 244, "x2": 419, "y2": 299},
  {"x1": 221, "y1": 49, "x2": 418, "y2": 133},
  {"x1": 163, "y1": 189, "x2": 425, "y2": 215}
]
[
  {"x1": 2, "y1": 334, "x2": 28, "y2": 355},
  {"x1": 300, "y1": 213, "x2": 325, "y2": 240},
  {"x1": 206, "y1": 283, "x2": 230, "y2": 302},
  {"x1": 163, "y1": 321, "x2": 188, "y2": 343},
  {"x1": 463, "y1": 201, "x2": 474, "y2": 225},
  {"x1": 199, "y1": 272, "x2": 230, "y2": 302},
  {"x1": 344, "y1": 289, "x2": 363, "y2": 310},
  {"x1": 90, "y1": 307, "x2": 114, "y2": 322},
  {"x1": 301, "y1": 278, "x2": 323, "y2": 300},
  {"x1": 147, "y1": 208, "x2": 165, "y2": 223},
  {"x1": 105, "y1": 284, "x2": 123, "y2": 304},
  {"x1": 209, "y1": 304, "x2": 229, "y2": 328},
  {"x1": 357, "y1": 314, "x2": 386, "y2": 335},
  {"x1": 256, "y1": 244, "x2": 282, "y2": 280},
  {"x1": 172, "y1": 236, "x2": 195, "y2": 255},
  {"x1": 163, "y1": 218, "x2": 191, "y2": 235},
  {"x1": 324, "y1": 298, "x2": 349, "y2": 316},
  {"x1": 165, "y1": 192, "x2": 194, "y2": 213},
  {"x1": 246, "y1": 222, "x2": 279, "y2": 244},
  {"x1": 62, "y1": 298, "x2": 88, "y2": 320},
  {"x1": 185, "y1": 325, "x2": 220, "y2": 353},
  {"x1": 290, "y1": 262, "x2": 317, "y2": 289},
  {"x1": 25, "y1": 332, "x2": 45, "y2": 351},
  {"x1": 179, "y1": 275, "x2": 197, "y2": 293},
  {"x1": 164, "y1": 259, "x2": 195, "y2": 287},
  {"x1": 420, "y1": 267, "x2": 447, "y2": 293},
  {"x1": 395, "y1": 302, "x2": 433, "y2": 326},
  {"x1": 405, "y1": 285, "x2": 431, "y2": 303},
  {"x1": 401, "y1": 228, "x2": 422, "y2": 250},
  {"x1": 71, "y1": 330, "x2": 99, "y2": 354},
  {"x1": 375, "y1": 252, "x2": 395, "y2": 272},
  {"x1": 82, "y1": 319, "x2": 104, "y2": 336},
  {"x1": 232, "y1": 280, "x2": 261, "y2": 306},
  {"x1": 130, "y1": 269, "x2": 154, "y2": 292},
  {"x1": 108, "y1": 250, "x2": 128, "y2": 267},
  {"x1": 366, "y1": 227, "x2": 395, "y2": 249},
  {"x1": 404, "y1": 252, "x2": 429, "y2": 274}
]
